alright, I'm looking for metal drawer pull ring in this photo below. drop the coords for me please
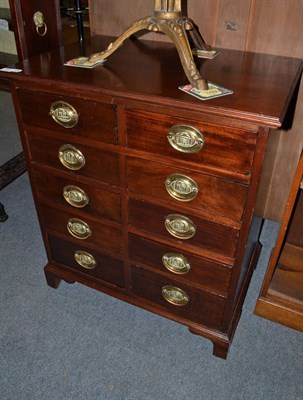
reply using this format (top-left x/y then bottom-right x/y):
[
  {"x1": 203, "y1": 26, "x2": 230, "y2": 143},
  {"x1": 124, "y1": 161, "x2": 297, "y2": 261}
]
[
  {"x1": 165, "y1": 173, "x2": 199, "y2": 201},
  {"x1": 165, "y1": 214, "x2": 196, "y2": 239},
  {"x1": 63, "y1": 185, "x2": 89, "y2": 208},
  {"x1": 162, "y1": 253, "x2": 191, "y2": 274},
  {"x1": 67, "y1": 218, "x2": 92, "y2": 240},
  {"x1": 33, "y1": 11, "x2": 47, "y2": 37},
  {"x1": 74, "y1": 250, "x2": 96, "y2": 270},
  {"x1": 167, "y1": 125, "x2": 204, "y2": 153},
  {"x1": 162, "y1": 285, "x2": 189, "y2": 306},
  {"x1": 58, "y1": 144, "x2": 85, "y2": 170}
]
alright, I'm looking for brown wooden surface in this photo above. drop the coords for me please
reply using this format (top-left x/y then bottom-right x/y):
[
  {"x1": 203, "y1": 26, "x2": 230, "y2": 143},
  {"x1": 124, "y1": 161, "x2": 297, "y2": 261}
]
[
  {"x1": 130, "y1": 264, "x2": 226, "y2": 329},
  {"x1": 0, "y1": 37, "x2": 300, "y2": 127},
  {"x1": 26, "y1": 130, "x2": 120, "y2": 185},
  {"x1": 255, "y1": 153, "x2": 303, "y2": 331},
  {"x1": 49, "y1": 235, "x2": 125, "y2": 287},
  {"x1": 128, "y1": 197, "x2": 239, "y2": 259},
  {"x1": 129, "y1": 233, "x2": 231, "y2": 295},
  {"x1": 5, "y1": 33, "x2": 302, "y2": 358},
  {"x1": 31, "y1": 167, "x2": 122, "y2": 223},
  {"x1": 89, "y1": 0, "x2": 303, "y2": 221},
  {"x1": 285, "y1": 189, "x2": 303, "y2": 247},
  {"x1": 269, "y1": 243, "x2": 303, "y2": 305},
  {"x1": 8, "y1": 0, "x2": 62, "y2": 61},
  {"x1": 39, "y1": 204, "x2": 123, "y2": 256},
  {"x1": 17, "y1": 89, "x2": 117, "y2": 145},
  {"x1": 125, "y1": 108, "x2": 257, "y2": 176},
  {"x1": 127, "y1": 156, "x2": 248, "y2": 221}
]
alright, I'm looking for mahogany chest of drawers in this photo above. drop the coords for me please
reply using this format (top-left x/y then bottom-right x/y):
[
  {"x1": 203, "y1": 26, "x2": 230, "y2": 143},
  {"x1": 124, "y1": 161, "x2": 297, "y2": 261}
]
[{"x1": 4, "y1": 36, "x2": 302, "y2": 358}]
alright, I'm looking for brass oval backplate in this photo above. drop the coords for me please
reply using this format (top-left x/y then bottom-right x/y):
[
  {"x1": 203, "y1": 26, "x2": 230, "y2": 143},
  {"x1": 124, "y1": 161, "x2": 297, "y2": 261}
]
[
  {"x1": 63, "y1": 185, "x2": 89, "y2": 208},
  {"x1": 74, "y1": 250, "x2": 96, "y2": 270},
  {"x1": 167, "y1": 125, "x2": 204, "y2": 153},
  {"x1": 162, "y1": 252, "x2": 191, "y2": 275},
  {"x1": 165, "y1": 214, "x2": 196, "y2": 239},
  {"x1": 67, "y1": 218, "x2": 92, "y2": 240},
  {"x1": 161, "y1": 285, "x2": 190, "y2": 306},
  {"x1": 165, "y1": 173, "x2": 199, "y2": 201},
  {"x1": 58, "y1": 144, "x2": 85, "y2": 170},
  {"x1": 49, "y1": 101, "x2": 79, "y2": 128}
]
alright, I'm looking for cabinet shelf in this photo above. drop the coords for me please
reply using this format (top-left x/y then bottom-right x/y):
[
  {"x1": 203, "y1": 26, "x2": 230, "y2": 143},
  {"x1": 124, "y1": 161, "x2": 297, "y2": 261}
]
[
  {"x1": 268, "y1": 242, "x2": 303, "y2": 305},
  {"x1": 255, "y1": 154, "x2": 303, "y2": 332}
]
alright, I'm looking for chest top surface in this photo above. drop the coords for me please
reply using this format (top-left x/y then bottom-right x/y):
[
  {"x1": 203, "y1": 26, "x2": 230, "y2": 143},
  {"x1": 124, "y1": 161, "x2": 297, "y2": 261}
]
[{"x1": 3, "y1": 35, "x2": 302, "y2": 127}]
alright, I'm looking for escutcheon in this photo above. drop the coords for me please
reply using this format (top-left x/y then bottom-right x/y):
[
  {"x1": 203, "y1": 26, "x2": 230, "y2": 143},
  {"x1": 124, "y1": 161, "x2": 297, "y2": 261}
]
[
  {"x1": 162, "y1": 252, "x2": 191, "y2": 274},
  {"x1": 58, "y1": 144, "x2": 85, "y2": 170},
  {"x1": 161, "y1": 285, "x2": 190, "y2": 306},
  {"x1": 63, "y1": 185, "x2": 89, "y2": 208},
  {"x1": 165, "y1": 214, "x2": 196, "y2": 239},
  {"x1": 165, "y1": 173, "x2": 199, "y2": 201},
  {"x1": 49, "y1": 101, "x2": 79, "y2": 128},
  {"x1": 67, "y1": 218, "x2": 92, "y2": 239},
  {"x1": 74, "y1": 250, "x2": 96, "y2": 270},
  {"x1": 167, "y1": 125, "x2": 204, "y2": 153}
]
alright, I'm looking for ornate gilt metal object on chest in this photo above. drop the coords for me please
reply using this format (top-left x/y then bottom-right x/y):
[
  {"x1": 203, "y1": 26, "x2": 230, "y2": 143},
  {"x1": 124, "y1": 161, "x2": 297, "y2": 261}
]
[{"x1": 89, "y1": 0, "x2": 211, "y2": 90}]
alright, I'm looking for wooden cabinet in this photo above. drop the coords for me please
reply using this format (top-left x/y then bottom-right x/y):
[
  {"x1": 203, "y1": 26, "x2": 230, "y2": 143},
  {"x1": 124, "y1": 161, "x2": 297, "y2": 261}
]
[
  {"x1": 255, "y1": 153, "x2": 303, "y2": 332},
  {"x1": 1, "y1": 34, "x2": 302, "y2": 358}
]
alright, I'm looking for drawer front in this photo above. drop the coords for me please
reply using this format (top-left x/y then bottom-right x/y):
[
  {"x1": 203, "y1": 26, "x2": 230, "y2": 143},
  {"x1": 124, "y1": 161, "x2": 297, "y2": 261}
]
[
  {"x1": 128, "y1": 198, "x2": 239, "y2": 258},
  {"x1": 31, "y1": 169, "x2": 121, "y2": 223},
  {"x1": 48, "y1": 235, "x2": 125, "y2": 287},
  {"x1": 27, "y1": 132, "x2": 120, "y2": 185},
  {"x1": 17, "y1": 89, "x2": 117, "y2": 144},
  {"x1": 39, "y1": 205, "x2": 123, "y2": 255},
  {"x1": 125, "y1": 109, "x2": 257, "y2": 175},
  {"x1": 129, "y1": 234, "x2": 231, "y2": 294},
  {"x1": 131, "y1": 266, "x2": 225, "y2": 329},
  {"x1": 127, "y1": 157, "x2": 247, "y2": 221}
]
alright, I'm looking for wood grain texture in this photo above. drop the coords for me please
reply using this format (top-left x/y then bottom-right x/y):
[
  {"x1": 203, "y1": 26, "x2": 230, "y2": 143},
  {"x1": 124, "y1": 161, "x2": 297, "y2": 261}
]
[
  {"x1": 88, "y1": 0, "x2": 303, "y2": 221},
  {"x1": 89, "y1": 0, "x2": 219, "y2": 45},
  {"x1": 245, "y1": 0, "x2": 303, "y2": 221},
  {"x1": 246, "y1": 0, "x2": 303, "y2": 57},
  {"x1": 215, "y1": 0, "x2": 252, "y2": 50},
  {"x1": 4, "y1": 26, "x2": 302, "y2": 358}
]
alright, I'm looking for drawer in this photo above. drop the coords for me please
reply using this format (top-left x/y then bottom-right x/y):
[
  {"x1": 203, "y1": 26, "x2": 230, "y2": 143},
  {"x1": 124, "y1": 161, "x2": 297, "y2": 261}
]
[
  {"x1": 32, "y1": 168, "x2": 121, "y2": 223},
  {"x1": 17, "y1": 89, "x2": 117, "y2": 144},
  {"x1": 27, "y1": 132, "x2": 120, "y2": 185},
  {"x1": 130, "y1": 265, "x2": 225, "y2": 329},
  {"x1": 128, "y1": 198, "x2": 239, "y2": 259},
  {"x1": 39, "y1": 205, "x2": 123, "y2": 255},
  {"x1": 48, "y1": 235, "x2": 125, "y2": 287},
  {"x1": 125, "y1": 109, "x2": 257, "y2": 175},
  {"x1": 127, "y1": 156, "x2": 247, "y2": 221},
  {"x1": 129, "y1": 234, "x2": 231, "y2": 294}
]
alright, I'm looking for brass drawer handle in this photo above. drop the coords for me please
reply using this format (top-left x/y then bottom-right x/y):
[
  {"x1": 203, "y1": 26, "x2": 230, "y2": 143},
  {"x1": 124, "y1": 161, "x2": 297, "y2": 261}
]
[
  {"x1": 33, "y1": 11, "x2": 47, "y2": 37},
  {"x1": 167, "y1": 125, "x2": 204, "y2": 153},
  {"x1": 58, "y1": 144, "x2": 85, "y2": 170},
  {"x1": 165, "y1": 214, "x2": 196, "y2": 239},
  {"x1": 63, "y1": 185, "x2": 89, "y2": 208},
  {"x1": 162, "y1": 252, "x2": 191, "y2": 275},
  {"x1": 162, "y1": 285, "x2": 189, "y2": 306},
  {"x1": 74, "y1": 250, "x2": 96, "y2": 270},
  {"x1": 49, "y1": 101, "x2": 79, "y2": 128},
  {"x1": 67, "y1": 218, "x2": 92, "y2": 239},
  {"x1": 165, "y1": 173, "x2": 199, "y2": 201}
]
